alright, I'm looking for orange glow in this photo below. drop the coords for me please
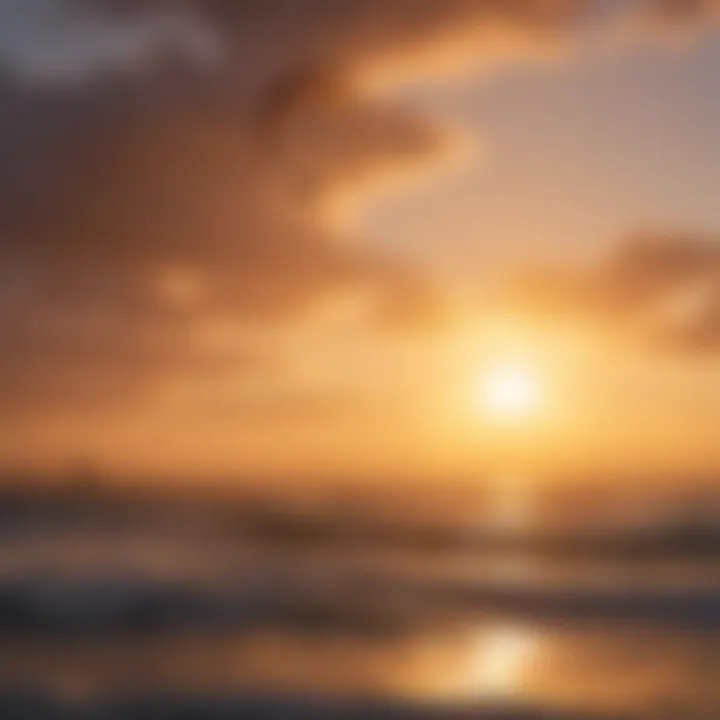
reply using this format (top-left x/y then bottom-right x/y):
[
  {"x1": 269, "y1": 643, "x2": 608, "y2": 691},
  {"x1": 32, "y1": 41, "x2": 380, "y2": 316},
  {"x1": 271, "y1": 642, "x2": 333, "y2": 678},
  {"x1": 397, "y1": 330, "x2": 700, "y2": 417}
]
[{"x1": 489, "y1": 480, "x2": 535, "y2": 533}]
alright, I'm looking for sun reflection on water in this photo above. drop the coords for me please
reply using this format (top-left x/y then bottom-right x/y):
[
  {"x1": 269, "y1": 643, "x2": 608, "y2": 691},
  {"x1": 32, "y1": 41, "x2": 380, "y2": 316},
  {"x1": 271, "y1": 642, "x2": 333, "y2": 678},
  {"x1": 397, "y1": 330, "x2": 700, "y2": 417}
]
[{"x1": 467, "y1": 625, "x2": 538, "y2": 698}]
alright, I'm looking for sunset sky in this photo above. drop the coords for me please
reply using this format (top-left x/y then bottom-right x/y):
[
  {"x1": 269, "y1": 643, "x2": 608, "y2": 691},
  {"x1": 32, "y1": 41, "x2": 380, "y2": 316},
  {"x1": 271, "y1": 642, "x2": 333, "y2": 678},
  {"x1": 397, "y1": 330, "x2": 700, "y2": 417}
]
[{"x1": 3, "y1": 1, "x2": 720, "y2": 480}]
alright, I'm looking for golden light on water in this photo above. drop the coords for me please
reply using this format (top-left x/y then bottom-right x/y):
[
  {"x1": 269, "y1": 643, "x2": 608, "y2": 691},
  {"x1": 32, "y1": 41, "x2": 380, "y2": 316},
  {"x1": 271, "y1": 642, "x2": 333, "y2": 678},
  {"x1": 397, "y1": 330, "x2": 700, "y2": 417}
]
[{"x1": 468, "y1": 625, "x2": 538, "y2": 698}]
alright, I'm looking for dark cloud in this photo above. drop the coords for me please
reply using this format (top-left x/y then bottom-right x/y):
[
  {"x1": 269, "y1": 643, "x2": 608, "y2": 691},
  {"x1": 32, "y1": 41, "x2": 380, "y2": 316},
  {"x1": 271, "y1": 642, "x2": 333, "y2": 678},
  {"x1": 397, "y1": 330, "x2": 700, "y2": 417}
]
[{"x1": 0, "y1": 0, "x2": 597, "y2": 416}]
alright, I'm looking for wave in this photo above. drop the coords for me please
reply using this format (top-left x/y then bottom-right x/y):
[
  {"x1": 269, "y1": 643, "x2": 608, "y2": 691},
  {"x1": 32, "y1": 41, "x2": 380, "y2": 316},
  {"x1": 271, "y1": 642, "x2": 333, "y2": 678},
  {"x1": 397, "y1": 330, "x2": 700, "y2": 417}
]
[
  {"x1": 0, "y1": 691, "x2": 670, "y2": 720},
  {"x1": 0, "y1": 570, "x2": 716, "y2": 637}
]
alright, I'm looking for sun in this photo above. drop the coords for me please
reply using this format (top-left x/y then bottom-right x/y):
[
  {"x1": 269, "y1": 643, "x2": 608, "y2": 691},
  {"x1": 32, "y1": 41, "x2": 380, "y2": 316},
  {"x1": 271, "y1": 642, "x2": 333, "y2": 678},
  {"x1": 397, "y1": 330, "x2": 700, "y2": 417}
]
[{"x1": 479, "y1": 362, "x2": 543, "y2": 420}]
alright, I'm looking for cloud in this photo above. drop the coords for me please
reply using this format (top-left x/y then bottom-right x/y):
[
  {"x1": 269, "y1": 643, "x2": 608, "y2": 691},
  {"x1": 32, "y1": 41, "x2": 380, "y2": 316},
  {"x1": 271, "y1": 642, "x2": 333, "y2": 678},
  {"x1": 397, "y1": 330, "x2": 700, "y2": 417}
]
[
  {"x1": 1, "y1": 0, "x2": 719, "y2": 421},
  {"x1": 0, "y1": 0, "x2": 220, "y2": 83},
  {"x1": 0, "y1": 0, "x2": 595, "y2": 417},
  {"x1": 642, "y1": 0, "x2": 720, "y2": 25},
  {"x1": 499, "y1": 232, "x2": 720, "y2": 355}
]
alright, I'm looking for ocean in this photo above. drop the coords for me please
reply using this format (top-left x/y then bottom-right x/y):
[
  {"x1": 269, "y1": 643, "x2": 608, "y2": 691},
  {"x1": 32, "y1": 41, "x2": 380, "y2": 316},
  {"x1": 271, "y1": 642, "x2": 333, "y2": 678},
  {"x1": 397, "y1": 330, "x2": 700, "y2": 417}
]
[{"x1": 0, "y1": 479, "x2": 718, "y2": 719}]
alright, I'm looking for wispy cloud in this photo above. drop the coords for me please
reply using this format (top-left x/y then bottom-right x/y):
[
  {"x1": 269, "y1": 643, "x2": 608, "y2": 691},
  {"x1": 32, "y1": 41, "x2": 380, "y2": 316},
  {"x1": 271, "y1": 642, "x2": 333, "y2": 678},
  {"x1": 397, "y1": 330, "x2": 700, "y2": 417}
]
[{"x1": 499, "y1": 232, "x2": 720, "y2": 355}]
